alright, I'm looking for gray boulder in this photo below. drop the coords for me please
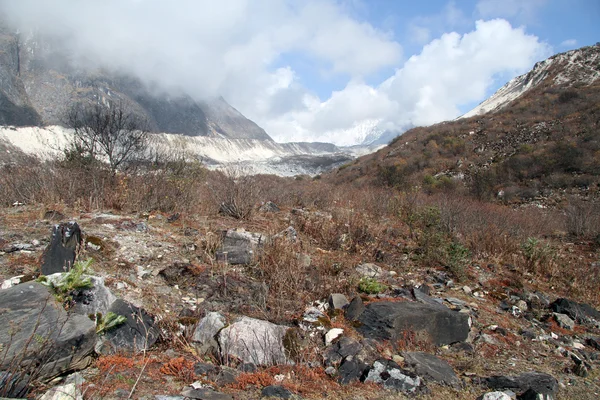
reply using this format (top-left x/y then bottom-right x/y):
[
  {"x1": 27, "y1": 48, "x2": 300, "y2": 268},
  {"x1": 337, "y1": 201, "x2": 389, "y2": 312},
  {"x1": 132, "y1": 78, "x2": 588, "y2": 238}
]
[
  {"x1": 403, "y1": 352, "x2": 460, "y2": 387},
  {"x1": 45, "y1": 274, "x2": 116, "y2": 317},
  {"x1": 216, "y1": 229, "x2": 264, "y2": 265},
  {"x1": 0, "y1": 282, "x2": 96, "y2": 381},
  {"x1": 484, "y1": 372, "x2": 558, "y2": 399},
  {"x1": 355, "y1": 263, "x2": 384, "y2": 278},
  {"x1": 553, "y1": 313, "x2": 575, "y2": 330},
  {"x1": 344, "y1": 296, "x2": 365, "y2": 321},
  {"x1": 180, "y1": 386, "x2": 233, "y2": 400},
  {"x1": 550, "y1": 298, "x2": 600, "y2": 324},
  {"x1": 41, "y1": 222, "x2": 82, "y2": 275},
  {"x1": 218, "y1": 316, "x2": 288, "y2": 366},
  {"x1": 328, "y1": 293, "x2": 349, "y2": 311},
  {"x1": 192, "y1": 312, "x2": 226, "y2": 355},
  {"x1": 477, "y1": 392, "x2": 512, "y2": 400},
  {"x1": 357, "y1": 301, "x2": 470, "y2": 346},
  {"x1": 95, "y1": 299, "x2": 159, "y2": 355}
]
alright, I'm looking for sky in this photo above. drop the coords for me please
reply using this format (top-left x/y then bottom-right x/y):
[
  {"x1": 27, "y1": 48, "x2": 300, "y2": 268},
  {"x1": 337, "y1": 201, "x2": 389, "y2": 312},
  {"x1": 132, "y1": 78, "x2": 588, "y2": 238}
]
[{"x1": 1, "y1": 0, "x2": 598, "y2": 145}]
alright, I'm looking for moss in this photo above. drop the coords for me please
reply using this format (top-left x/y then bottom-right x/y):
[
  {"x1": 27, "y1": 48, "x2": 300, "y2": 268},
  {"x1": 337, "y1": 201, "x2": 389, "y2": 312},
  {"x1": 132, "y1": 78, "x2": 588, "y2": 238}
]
[{"x1": 358, "y1": 278, "x2": 387, "y2": 294}]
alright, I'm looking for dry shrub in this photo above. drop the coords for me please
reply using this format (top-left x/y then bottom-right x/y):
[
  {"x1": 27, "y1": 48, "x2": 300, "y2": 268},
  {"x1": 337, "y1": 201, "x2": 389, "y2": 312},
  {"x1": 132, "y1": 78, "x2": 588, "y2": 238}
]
[
  {"x1": 230, "y1": 369, "x2": 275, "y2": 390},
  {"x1": 564, "y1": 198, "x2": 600, "y2": 238},
  {"x1": 207, "y1": 167, "x2": 262, "y2": 219},
  {"x1": 159, "y1": 357, "x2": 195, "y2": 382}
]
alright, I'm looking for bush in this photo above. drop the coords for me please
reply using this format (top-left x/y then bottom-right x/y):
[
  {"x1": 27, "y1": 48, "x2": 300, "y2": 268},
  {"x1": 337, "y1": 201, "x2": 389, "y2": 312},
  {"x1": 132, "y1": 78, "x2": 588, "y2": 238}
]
[{"x1": 358, "y1": 278, "x2": 387, "y2": 294}]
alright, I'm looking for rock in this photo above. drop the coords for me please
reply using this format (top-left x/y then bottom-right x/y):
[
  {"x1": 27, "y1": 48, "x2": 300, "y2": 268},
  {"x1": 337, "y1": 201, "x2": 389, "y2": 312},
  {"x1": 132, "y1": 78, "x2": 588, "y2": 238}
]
[
  {"x1": 39, "y1": 382, "x2": 82, "y2": 400},
  {"x1": 215, "y1": 229, "x2": 264, "y2": 265},
  {"x1": 0, "y1": 371, "x2": 30, "y2": 398},
  {"x1": 41, "y1": 222, "x2": 82, "y2": 275},
  {"x1": 323, "y1": 337, "x2": 363, "y2": 367},
  {"x1": 259, "y1": 201, "x2": 280, "y2": 213},
  {"x1": 1, "y1": 274, "x2": 25, "y2": 290},
  {"x1": 218, "y1": 316, "x2": 288, "y2": 366},
  {"x1": 155, "y1": 396, "x2": 185, "y2": 400},
  {"x1": 180, "y1": 387, "x2": 233, "y2": 400},
  {"x1": 413, "y1": 287, "x2": 446, "y2": 309},
  {"x1": 274, "y1": 226, "x2": 298, "y2": 242},
  {"x1": 553, "y1": 313, "x2": 575, "y2": 330},
  {"x1": 95, "y1": 299, "x2": 159, "y2": 355},
  {"x1": 477, "y1": 392, "x2": 512, "y2": 400},
  {"x1": 328, "y1": 293, "x2": 349, "y2": 310},
  {"x1": 403, "y1": 352, "x2": 460, "y2": 387},
  {"x1": 344, "y1": 296, "x2": 365, "y2": 321},
  {"x1": 325, "y1": 328, "x2": 344, "y2": 345},
  {"x1": 192, "y1": 312, "x2": 226, "y2": 355},
  {"x1": 364, "y1": 359, "x2": 424, "y2": 394},
  {"x1": 516, "y1": 300, "x2": 528, "y2": 312},
  {"x1": 0, "y1": 282, "x2": 96, "y2": 381},
  {"x1": 462, "y1": 286, "x2": 472, "y2": 295},
  {"x1": 357, "y1": 301, "x2": 470, "y2": 346},
  {"x1": 215, "y1": 366, "x2": 239, "y2": 385},
  {"x1": 194, "y1": 362, "x2": 217, "y2": 376},
  {"x1": 261, "y1": 385, "x2": 293, "y2": 398},
  {"x1": 586, "y1": 337, "x2": 600, "y2": 350},
  {"x1": 337, "y1": 357, "x2": 368, "y2": 384},
  {"x1": 356, "y1": 263, "x2": 384, "y2": 278},
  {"x1": 484, "y1": 372, "x2": 558, "y2": 399},
  {"x1": 46, "y1": 274, "x2": 116, "y2": 317},
  {"x1": 550, "y1": 298, "x2": 600, "y2": 324}
]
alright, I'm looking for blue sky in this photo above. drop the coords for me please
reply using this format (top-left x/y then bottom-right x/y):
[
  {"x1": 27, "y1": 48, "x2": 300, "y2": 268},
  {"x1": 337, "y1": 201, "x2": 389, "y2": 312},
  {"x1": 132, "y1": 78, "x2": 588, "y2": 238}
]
[{"x1": 2, "y1": 0, "x2": 599, "y2": 145}]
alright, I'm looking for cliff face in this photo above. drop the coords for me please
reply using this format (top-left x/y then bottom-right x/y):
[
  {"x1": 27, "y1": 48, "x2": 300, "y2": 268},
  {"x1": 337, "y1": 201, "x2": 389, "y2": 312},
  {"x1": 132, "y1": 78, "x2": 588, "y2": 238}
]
[{"x1": 0, "y1": 28, "x2": 272, "y2": 141}]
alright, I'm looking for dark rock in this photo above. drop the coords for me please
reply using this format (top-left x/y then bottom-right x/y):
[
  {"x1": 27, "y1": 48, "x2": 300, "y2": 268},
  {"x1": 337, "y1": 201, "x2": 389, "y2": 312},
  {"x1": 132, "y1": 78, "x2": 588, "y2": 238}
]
[
  {"x1": 344, "y1": 296, "x2": 365, "y2": 321},
  {"x1": 215, "y1": 366, "x2": 239, "y2": 385},
  {"x1": 364, "y1": 359, "x2": 424, "y2": 394},
  {"x1": 450, "y1": 342, "x2": 474, "y2": 353},
  {"x1": 521, "y1": 330, "x2": 536, "y2": 340},
  {"x1": 324, "y1": 337, "x2": 363, "y2": 367},
  {"x1": 159, "y1": 262, "x2": 196, "y2": 286},
  {"x1": 239, "y1": 362, "x2": 257, "y2": 372},
  {"x1": 194, "y1": 362, "x2": 217, "y2": 376},
  {"x1": 0, "y1": 371, "x2": 30, "y2": 398},
  {"x1": 40, "y1": 222, "x2": 82, "y2": 275},
  {"x1": 180, "y1": 387, "x2": 233, "y2": 400},
  {"x1": 184, "y1": 227, "x2": 200, "y2": 236},
  {"x1": 485, "y1": 372, "x2": 558, "y2": 398},
  {"x1": 215, "y1": 229, "x2": 264, "y2": 265},
  {"x1": 95, "y1": 299, "x2": 159, "y2": 355},
  {"x1": 585, "y1": 337, "x2": 600, "y2": 350},
  {"x1": 337, "y1": 357, "x2": 368, "y2": 384},
  {"x1": 412, "y1": 287, "x2": 446, "y2": 309},
  {"x1": 550, "y1": 298, "x2": 600, "y2": 324},
  {"x1": 403, "y1": 352, "x2": 460, "y2": 387},
  {"x1": 261, "y1": 385, "x2": 292, "y2": 398},
  {"x1": 0, "y1": 282, "x2": 96, "y2": 380},
  {"x1": 518, "y1": 388, "x2": 554, "y2": 400},
  {"x1": 357, "y1": 301, "x2": 470, "y2": 346},
  {"x1": 167, "y1": 213, "x2": 180, "y2": 223}
]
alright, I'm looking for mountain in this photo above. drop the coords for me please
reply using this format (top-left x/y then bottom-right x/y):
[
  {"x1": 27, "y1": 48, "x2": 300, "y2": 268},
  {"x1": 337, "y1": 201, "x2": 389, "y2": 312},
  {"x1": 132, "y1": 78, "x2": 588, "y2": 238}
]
[
  {"x1": 327, "y1": 43, "x2": 600, "y2": 205},
  {"x1": 461, "y1": 43, "x2": 600, "y2": 118},
  {"x1": 0, "y1": 25, "x2": 370, "y2": 175}
]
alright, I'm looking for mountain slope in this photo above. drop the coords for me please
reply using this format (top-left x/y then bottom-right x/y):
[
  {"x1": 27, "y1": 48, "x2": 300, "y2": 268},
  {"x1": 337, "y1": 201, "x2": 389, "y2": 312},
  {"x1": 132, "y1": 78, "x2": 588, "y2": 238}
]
[
  {"x1": 0, "y1": 27, "x2": 271, "y2": 141},
  {"x1": 461, "y1": 44, "x2": 600, "y2": 118},
  {"x1": 327, "y1": 44, "x2": 600, "y2": 204}
]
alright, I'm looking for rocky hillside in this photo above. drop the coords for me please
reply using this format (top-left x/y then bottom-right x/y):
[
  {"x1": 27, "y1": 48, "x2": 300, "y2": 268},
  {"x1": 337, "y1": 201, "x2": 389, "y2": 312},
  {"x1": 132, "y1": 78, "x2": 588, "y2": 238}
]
[
  {"x1": 327, "y1": 44, "x2": 600, "y2": 206},
  {"x1": 0, "y1": 26, "x2": 270, "y2": 141}
]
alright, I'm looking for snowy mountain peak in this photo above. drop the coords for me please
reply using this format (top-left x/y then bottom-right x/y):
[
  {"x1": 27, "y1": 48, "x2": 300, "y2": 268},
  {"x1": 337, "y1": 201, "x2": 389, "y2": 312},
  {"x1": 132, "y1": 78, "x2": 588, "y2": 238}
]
[{"x1": 461, "y1": 43, "x2": 600, "y2": 119}]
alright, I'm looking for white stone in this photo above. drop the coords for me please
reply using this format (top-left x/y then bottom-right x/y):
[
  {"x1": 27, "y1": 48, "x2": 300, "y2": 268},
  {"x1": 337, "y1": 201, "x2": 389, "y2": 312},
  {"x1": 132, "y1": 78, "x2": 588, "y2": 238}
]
[
  {"x1": 39, "y1": 383, "x2": 82, "y2": 400},
  {"x1": 218, "y1": 316, "x2": 288, "y2": 366},
  {"x1": 325, "y1": 328, "x2": 344, "y2": 345},
  {"x1": 480, "y1": 392, "x2": 512, "y2": 400}
]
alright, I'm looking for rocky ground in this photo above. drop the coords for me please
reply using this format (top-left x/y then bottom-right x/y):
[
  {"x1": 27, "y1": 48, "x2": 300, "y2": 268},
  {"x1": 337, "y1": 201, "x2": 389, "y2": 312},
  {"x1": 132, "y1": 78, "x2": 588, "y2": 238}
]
[{"x1": 0, "y1": 203, "x2": 599, "y2": 400}]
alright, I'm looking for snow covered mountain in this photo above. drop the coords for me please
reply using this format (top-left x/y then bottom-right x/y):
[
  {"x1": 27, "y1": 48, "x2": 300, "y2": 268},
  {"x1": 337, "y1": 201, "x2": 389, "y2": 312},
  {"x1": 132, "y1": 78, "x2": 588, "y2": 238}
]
[{"x1": 461, "y1": 43, "x2": 600, "y2": 119}]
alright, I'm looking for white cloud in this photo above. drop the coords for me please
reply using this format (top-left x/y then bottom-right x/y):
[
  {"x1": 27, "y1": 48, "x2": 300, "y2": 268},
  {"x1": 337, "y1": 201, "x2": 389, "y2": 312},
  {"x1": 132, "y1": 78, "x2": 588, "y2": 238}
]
[
  {"x1": 560, "y1": 39, "x2": 578, "y2": 48},
  {"x1": 258, "y1": 19, "x2": 551, "y2": 145}
]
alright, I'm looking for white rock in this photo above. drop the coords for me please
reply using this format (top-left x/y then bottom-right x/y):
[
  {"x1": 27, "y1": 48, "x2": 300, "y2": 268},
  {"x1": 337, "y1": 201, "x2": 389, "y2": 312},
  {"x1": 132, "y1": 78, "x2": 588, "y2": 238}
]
[
  {"x1": 39, "y1": 383, "x2": 82, "y2": 400},
  {"x1": 1, "y1": 275, "x2": 24, "y2": 290},
  {"x1": 325, "y1": 328, "x2": 344, "y2": 345},
  {"x1": 480, "y1": 391, "x2": 512, "y2": 400},
  {"x1": 462, "y1": 285, "x2": 472, "y2": 295}
]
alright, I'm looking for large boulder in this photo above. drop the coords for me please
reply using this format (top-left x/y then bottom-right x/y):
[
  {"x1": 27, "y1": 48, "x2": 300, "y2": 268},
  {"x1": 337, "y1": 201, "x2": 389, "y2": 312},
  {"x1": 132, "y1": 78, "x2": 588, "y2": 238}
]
[
  {"x1": 484, "y1": 372, "x2": 558, "y2": 399},
  {"x1": 0, "y1": 282, "x2": 96, "y2": 381},
  {"x1": 95, "y1": 299, "x2": 159, "y2": 355},
  {"x1": 550, "y1": 298, "x2": 600, "y2": 324},
  {"x1": 402, "y1": 352, "x2": 460, "y2": 387},
  {"x1": 357, "y1": 301, "x2": 470, "y2": 346},
  {"x1": 218, "y1": 316, "x2": 288, "y2": 366},
  {"x1": 41, "y1": 222, "x2": 82, "y2": 275},
  {"x1": 216, "y1": 229, "x2": 264, "y2": 265},
  {"x1": 364, "y1": 359, "x2": 424, "y2": 394}
]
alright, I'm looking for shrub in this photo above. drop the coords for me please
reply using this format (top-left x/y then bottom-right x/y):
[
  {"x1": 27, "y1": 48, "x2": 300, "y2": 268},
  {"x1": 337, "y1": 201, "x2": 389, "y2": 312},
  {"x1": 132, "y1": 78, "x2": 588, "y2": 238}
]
[{"x1": 358, "y1": 278, "x2": 387, "y2": 294}]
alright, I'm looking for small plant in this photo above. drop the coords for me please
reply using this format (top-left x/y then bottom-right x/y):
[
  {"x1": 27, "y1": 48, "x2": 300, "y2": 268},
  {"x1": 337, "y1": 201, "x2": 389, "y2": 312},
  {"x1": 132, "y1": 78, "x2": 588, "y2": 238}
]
[
  {"x1": 446, "y1": 242, "x2": 470, "y2": 281},
  {"x1": 521, "y1": 237, "x2": 555, "y2": 273},
  {"x1": 38, "y1": 258, "x2": 94, "y2": 306},
  {"x1": 94, "y1": 312, "x2": 127, "y2": 335},
  {"x1": 358, "y1": 278, "x2": 387, "y2": 294}
]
